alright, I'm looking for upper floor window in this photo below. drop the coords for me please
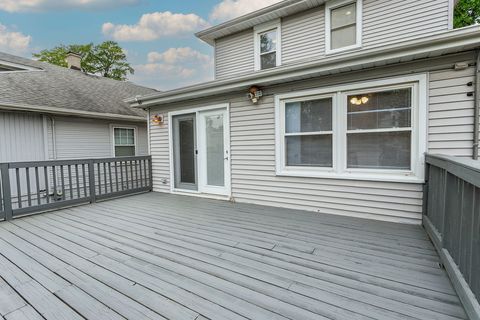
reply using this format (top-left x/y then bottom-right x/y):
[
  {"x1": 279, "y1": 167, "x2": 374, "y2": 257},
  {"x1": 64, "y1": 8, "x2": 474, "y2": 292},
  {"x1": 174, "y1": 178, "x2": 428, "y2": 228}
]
[
  {"x1": 254, "y1": 20, "x2": 281, "y2": 71},
  {"x1": 326, "y1": 0, "x2": 362, "y2": 54}
]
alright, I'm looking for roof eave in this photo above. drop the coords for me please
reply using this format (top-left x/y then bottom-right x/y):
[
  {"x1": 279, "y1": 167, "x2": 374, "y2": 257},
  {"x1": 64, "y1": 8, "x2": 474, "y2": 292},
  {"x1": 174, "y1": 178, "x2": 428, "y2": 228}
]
[
  {"x1": 129, "y1": 26, "x2": 480, "y2": 108},
  {"x1": 195, "y1": 0, "x2": 322, "y2": 45},
  {"x1": 0, "y1": 102, "x2": 146, "y2": 122}
]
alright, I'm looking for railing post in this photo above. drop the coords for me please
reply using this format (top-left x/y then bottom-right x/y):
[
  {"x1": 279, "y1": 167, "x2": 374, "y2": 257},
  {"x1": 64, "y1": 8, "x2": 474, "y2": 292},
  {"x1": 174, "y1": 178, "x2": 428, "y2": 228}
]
[
  {"x1": 0, "y1": 163, "x2": 13, "y2": 221},
  {"x1": 88, "y1": 160, "x2": 96, "y2": 204},
  {"x1": 422, "y1": 160, "x2": 430, "y2": 220}
]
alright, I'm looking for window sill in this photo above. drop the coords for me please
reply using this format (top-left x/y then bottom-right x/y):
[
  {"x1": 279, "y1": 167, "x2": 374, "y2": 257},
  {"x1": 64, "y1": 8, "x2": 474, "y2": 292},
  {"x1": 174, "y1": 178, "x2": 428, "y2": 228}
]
[
  {"x1": 325, "y1": 44, "x2": 362, "y2": 56},
  {"x1": 275, "y1": 169, "x2": 424, "y2": 184}
]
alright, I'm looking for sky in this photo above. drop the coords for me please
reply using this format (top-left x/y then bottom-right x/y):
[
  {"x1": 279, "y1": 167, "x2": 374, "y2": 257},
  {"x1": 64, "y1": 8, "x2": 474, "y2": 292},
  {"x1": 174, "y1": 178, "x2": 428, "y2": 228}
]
[{"x1": 0, "y1": 0, "x2": 283, "y2": 90}]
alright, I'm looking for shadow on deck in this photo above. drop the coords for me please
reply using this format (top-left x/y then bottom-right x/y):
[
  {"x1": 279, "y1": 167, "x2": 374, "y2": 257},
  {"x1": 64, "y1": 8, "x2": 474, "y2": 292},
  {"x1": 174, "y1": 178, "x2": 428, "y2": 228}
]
[{"x1": 0, "y1": 192, "x2": 468, "y2": 320}]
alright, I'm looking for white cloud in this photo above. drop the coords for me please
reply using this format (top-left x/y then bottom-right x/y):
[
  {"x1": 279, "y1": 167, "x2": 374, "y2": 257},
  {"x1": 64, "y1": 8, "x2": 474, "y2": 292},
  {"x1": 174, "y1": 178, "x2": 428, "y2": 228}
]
[
  {"x1": 210, "y1": 0, "x2": 284, "y2": 22},
  {"x1": 102, "y1": 12, "x2": 210, "y2": 41},
  {"x1": 131, "y1": 47, "x2": 213, "y2": 90},
  {"x1": 0, "y1": 24, "x2": 31, "y2": 54},
  {"x1": 0, "y1": 0, "x2": 139, "y2": 12}
]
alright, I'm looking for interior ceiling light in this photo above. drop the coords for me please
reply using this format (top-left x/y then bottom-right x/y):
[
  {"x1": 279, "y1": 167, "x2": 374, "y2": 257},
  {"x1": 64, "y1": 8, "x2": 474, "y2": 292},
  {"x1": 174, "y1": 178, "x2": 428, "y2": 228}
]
[{"x1": 350, "y1": 96, "x2": 369, "y2": 105}]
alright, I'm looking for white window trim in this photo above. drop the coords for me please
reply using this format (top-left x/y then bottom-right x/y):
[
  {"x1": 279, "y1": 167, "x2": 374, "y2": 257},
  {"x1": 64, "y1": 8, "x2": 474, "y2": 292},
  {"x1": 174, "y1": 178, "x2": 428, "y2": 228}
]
[
  {"x1": 325, "y1": 0, "x2": 363, "y2": 55},
  {"x1": 110, "y1": 124, "x2": 138, "y2": 157},
  {"x1": 275, "y1": 74, "x2": 428, "y2": 184},
  {"x1": 254, "y1": 19, "x2": 282, "y2": 71}
]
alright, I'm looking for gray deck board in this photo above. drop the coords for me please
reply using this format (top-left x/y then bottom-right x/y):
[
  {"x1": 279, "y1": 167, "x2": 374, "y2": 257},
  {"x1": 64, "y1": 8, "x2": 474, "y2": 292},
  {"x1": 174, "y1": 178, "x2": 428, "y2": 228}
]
[{"x1": 0, "y1": 192, "x2": 469, "y2": 320}]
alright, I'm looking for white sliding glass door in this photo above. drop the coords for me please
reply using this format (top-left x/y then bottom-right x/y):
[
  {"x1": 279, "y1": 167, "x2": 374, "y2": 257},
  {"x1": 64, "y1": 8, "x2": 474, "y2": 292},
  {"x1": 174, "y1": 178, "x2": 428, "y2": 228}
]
[{"x1": 171, "y1": 106, "x2": 230, "y2": 196}]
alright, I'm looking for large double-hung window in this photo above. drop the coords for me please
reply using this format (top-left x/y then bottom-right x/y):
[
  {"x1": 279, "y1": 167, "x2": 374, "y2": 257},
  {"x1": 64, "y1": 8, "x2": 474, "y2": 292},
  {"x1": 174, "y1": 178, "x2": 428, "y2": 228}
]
[{"x1": 276, "y1": 75, "x2": 427, "y2": 182}]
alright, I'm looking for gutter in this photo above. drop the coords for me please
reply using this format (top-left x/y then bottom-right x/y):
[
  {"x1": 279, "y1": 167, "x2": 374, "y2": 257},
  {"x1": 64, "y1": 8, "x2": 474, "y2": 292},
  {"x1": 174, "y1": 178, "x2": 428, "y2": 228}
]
[
  {"x1": 474, "y1": 50, "x2": 480, "y2": 160},
  {"x1": 128, "y1": 26, "x2": 480, "y2": 108},
  {"x1": 0, "y1": 102, "x2": 146, "y2": 122}
]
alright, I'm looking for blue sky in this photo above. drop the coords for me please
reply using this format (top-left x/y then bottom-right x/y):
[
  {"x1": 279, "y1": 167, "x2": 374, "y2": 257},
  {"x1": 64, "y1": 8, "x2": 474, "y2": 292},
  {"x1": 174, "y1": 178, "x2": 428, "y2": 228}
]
[{"x1": 0, "y1": 0, "x2": 281, "y2": 90}]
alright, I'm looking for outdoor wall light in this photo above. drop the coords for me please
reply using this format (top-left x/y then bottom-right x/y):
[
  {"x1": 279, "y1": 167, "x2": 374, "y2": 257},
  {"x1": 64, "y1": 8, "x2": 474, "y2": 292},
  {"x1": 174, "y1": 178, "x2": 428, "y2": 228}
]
[
  {"x1": 152, "y1": 114, "x2": 164, "y2": 125},
  {"x1": 247, "y1": 86, "x2": 263, "y2": 104}
]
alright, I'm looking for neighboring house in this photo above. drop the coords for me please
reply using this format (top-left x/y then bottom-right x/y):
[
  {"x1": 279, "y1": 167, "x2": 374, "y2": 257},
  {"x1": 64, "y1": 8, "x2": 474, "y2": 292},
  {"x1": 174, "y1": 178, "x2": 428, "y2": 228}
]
[
  {"x1": 0, "y1": 51, "x2": 156, "y2": 164},
  {"x1": 127, "y1": 0, "x2": 479, "y2": 224}
]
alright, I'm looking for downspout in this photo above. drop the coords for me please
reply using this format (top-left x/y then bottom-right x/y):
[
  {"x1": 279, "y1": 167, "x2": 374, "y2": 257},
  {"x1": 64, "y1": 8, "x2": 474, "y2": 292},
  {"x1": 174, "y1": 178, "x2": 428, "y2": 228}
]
[
  {"x1": 474, "y1": 50, "x2": 480, "y2": 160},
  {"x1": 50, "y1": 116, "x2": 57, "y2": 160}
]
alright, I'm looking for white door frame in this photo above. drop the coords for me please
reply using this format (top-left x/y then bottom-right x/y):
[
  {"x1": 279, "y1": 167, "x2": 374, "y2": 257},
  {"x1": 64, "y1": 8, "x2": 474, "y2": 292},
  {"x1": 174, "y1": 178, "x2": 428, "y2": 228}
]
[{"x1": 168, "y1": 103, "x2": 231, "y2": 198}]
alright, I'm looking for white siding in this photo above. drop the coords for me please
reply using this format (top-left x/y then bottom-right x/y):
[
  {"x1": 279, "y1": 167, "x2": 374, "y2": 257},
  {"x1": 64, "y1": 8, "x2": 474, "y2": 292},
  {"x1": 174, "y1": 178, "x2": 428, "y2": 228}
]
[
  {"x1": 428, "y1": 66, "x2": 476, "y2": 157},
  {"x1": 363, "y1": 0, "x2": 450, "y2": 48},
  {"x1": 215, "y1": 29, "x2": 254, "y2": 79},
  {"x1": 0, "y1": 111, "x2": 45, "y2": 162},
  {"x1": 150, "y1": 54, "x2": 476, "y2": 224},
  {"x1": 213, "y1": 0, "x2": 451, "y2": 79},
  {"x1": 282, "y1": 6, "x2": 325, "y2": 64},
  {"x1": 46, "y1": 116, "x2": 148, "y2": 160}
]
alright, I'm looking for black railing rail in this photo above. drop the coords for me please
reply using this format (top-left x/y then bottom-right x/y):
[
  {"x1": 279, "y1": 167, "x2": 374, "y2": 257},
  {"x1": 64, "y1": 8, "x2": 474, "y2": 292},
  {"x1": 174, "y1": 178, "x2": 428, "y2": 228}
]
[
  {"x1": 0, "y1": 156, "x2": 152, "y2": 221},
  {"x1": 424, "y1": 154, "x2": 480, "y2": 319}
]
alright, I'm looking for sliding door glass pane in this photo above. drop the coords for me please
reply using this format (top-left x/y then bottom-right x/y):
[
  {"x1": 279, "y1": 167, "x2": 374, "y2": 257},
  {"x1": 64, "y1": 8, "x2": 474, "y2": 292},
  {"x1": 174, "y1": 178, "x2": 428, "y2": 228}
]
[
  {"x1": 205, "y1": 114, "x2": 225, "y2": 187},
  {"x1": 286, "y1": 135, "x2": 333, "y2": 167},
  {"x1": 179, "y1": 119, "x2": 196, "y2": 184},
  {"x1": 347, "y1": 88, "x2": 412, "y2": 130},
  {"x1": 347, "y1": 131, "x2": 411, "y2": 170},
  {"x1": 286, "y1": 98, "x2": 332, "y2": 133}
]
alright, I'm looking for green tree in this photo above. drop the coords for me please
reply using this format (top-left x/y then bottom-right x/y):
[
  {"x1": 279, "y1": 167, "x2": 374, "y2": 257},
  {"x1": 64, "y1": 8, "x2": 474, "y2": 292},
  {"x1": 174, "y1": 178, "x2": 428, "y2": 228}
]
[
  {"x1": 33, "y1": 41, "x2": 133, "y2": 81},
  {"x1": 454, "y1": 0, "x2": 480, "y2": 28}
]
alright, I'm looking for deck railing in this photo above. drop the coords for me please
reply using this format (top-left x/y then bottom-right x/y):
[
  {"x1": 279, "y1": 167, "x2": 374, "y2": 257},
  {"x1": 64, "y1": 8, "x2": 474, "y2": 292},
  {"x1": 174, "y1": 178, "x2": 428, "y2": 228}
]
[
  {"x1": 423, "y1": 154, "x2": 480, "y2": 318},
  {"x1": 0, "y1": 156, "x2": 152, "y2": 221}
]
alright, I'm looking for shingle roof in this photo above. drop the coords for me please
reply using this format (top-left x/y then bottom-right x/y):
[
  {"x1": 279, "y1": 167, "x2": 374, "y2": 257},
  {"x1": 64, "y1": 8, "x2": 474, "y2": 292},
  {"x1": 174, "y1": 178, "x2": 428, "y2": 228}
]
[{"x1": 0, "y1": 51, "x2": 157, "y2": 118}]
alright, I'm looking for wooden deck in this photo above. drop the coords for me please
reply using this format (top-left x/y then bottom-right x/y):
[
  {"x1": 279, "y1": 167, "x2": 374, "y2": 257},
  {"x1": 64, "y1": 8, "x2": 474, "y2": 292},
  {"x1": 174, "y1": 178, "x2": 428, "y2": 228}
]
[{"x1": 0, "y1": 192, "x2": 468, "y2": 320}]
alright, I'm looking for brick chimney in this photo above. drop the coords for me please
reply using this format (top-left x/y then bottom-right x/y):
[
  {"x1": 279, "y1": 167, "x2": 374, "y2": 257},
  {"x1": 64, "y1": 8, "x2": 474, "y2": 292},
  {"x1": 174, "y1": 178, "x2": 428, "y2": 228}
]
[{"x1": 66, "y1": 52, "x2": 82, "y2": 71}]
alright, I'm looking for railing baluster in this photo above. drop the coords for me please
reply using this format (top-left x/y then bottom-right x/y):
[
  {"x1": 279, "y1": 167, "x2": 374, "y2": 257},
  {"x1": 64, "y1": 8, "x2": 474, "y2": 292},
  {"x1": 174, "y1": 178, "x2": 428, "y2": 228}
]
[
  {"x1": 44, "y1": 166, "x2": 50, "y2": 204},
  {"x1": 75, "y1": 164, "x2": 80, "y2": 198},
  {"x1": 82, "y1": 163, "x2": 87, "y2": 197},
  {"x1": 135, "y1": 160, "x2": 139, "y2": 189},
  {"x1": 108, "y1": 162, "x2": 112, "y2": 193},
  {"x1": 124, "y1": 161, "x2": 128, "y2": 190},
  {"x1": 68, "y1": 165, "x2": 73, "y2": 200},
  {"x1": 114, "y1": 161, "x2": 119, "y2": 192},
  {"x1": 35, "y1": 167, "x2": 40, "y2": 205},
  {"x1": 119, "y1": 161, "x2": 124, "y2": 191},
  {"x1": 60, "y1": 165, "x2": 65, "y2": 200},
  {"x1": 52, "y1": 165, "x2": 57, "y2": 201},
  {"x1": 139, "y1": 159, "x2": 144, "y2": 188},
  {"x1": 88, "y1": 160, "x2": 96, "y2": 203},
  {"x1": 26, "y1": 167, "x2": 32, "y2": 207},
  {"x1": 16, "y1": 168, "x2": 22, "y2": 209},
  {"x1": 129, "y1": 160, "x2": 134, "y2": 189},
  {"x1": 103, "y1": 162, "x2": 108, "y2": 194},
  {"x1": 97, "y1": 162, "x2": 102, "y2": 195}
]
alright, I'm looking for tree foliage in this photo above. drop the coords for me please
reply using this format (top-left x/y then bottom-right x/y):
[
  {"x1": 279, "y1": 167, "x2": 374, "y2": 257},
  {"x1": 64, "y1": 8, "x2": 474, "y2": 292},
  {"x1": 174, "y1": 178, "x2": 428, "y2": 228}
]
[
  {"x1": 33, "y1": 41, "x2": 133, "y2": 81},
  {"x1": 454, "y1": 0, "x2": 480, "y2": 28}
]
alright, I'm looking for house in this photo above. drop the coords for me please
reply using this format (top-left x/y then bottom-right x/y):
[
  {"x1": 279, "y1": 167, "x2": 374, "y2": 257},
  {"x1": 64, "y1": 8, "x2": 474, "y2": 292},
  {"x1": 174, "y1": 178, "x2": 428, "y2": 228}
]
[
  {"x1": 0, "y1": 51, "x2": 156, "y2": 164},
  {"x1": 126, "y1": 0, "x2": 479, "y2": 225}
]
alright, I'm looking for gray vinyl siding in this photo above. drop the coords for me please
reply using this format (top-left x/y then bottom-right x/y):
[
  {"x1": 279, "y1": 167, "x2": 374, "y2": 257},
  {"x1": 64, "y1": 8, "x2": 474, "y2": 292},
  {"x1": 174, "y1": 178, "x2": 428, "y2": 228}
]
[
  {"x1": 363, "y1": 0, "x2": 450, "y2": 48},
  {"x1": 149, "y1": 53, "x2": 475, "y2": 224},
  {"x1": 215, "y1": 29, "x2": 254, "y2": 79},
  {"x1": 213, "y1": 0, "x2": 451, "y2": 79},
  {"x1": 428, "y1": 66, "x2": 476, "y2": 157},
  {"x1": 0, "y1": 111, "x2": 46, "y2": 162},
  {"x1": 282, "y1": 6, "x2": 325, "y2": 64},
  {"x1": 45, "y1": 116, "x2": 148, "y2": 160}
]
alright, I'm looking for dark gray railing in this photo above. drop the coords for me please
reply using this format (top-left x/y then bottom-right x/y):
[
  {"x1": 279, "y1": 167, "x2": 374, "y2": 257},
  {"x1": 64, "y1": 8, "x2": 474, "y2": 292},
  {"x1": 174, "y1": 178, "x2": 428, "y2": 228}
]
[
  {"x1": 423, "y1": 154, "x2": 480, "y2": 319},
  {"x1": 0, "y1": 156, "x2": 152, "y2": 221}
]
